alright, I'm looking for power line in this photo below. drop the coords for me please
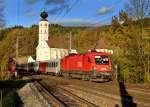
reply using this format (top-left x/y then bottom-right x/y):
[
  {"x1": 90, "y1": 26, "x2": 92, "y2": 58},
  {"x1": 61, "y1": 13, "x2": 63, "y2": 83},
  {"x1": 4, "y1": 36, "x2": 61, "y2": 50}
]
[
  {"x1": 55, "y1": 0, "x2": 80, "y2": 23},
  {"x1": 17, "y1": 0, "x2": 20, "y2": 25}
]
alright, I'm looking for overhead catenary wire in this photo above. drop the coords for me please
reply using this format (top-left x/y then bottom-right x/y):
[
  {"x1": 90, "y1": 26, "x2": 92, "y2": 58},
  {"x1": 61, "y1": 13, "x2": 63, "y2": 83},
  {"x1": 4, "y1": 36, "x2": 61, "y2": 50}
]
[
  {"x1": 75, "y1": 0, "x2": 124, "y2": 28},
  {"x1": 54, "y1": 0, "x2": 80, "y2": 24},
  {"x1": 17, "y1": 0, "x2": 20, "y2": 26}
]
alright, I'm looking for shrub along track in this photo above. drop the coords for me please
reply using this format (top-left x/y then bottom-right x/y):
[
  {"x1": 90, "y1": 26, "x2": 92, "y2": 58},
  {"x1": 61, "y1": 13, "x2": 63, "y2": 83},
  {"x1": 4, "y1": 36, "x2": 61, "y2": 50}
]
[
  {"x1": 34, "y1": 80, "x2": 98, "y2": 107},
  {"x1": 39, "y1": 76, "x2": 150, "y2": 107}
]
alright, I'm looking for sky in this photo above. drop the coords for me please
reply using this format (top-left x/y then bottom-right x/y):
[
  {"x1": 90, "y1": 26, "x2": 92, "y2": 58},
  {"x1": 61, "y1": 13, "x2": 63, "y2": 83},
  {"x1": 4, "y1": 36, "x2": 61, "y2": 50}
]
[{"x1": 2, "y1": 0, "x2": 129, "y2": 27}]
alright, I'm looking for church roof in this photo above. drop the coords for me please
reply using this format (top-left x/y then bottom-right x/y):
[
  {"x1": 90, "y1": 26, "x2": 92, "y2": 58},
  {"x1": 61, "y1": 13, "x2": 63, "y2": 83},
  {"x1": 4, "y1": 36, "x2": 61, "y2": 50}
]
[
  {"x1": 40, "y1": 10, "x2": 48, "y2": 21},
  {"x1": 28, "y1": 56, "x2": 35, "y2": 63},
  {"x1": 36, "y1": 41, "x2": 50, "y2": 49}
]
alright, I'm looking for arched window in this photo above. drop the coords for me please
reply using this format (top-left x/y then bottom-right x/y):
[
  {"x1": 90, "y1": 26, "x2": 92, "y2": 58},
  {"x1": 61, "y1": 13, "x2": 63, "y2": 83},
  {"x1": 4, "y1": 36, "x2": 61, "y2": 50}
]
[
  {"x1": 45, "y1": 30, "x2": 46, "y2": 33},
  {"x1": 40, "y1": 24, "x2": 42, "y2": 26},
  {"x1": 45, "y1": 23, "x2": 47, "y2": 26}
]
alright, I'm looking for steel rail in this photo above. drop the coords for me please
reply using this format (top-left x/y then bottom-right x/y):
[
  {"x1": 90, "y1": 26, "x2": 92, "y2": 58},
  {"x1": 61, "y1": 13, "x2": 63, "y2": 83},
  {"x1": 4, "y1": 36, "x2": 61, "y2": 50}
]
[{"x1": 34, "y1": 81, "x2": 66, "y2": 107}]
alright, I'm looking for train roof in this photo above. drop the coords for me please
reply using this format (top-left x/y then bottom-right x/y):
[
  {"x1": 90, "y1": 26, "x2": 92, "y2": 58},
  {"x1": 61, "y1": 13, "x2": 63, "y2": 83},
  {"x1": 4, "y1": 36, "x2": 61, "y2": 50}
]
[
  {"x1": 86, "y1": 51, "x2": 110, "y2": 56},
  {"x1": 64, "y1": 51, "x2": 110, "y2": 58}
]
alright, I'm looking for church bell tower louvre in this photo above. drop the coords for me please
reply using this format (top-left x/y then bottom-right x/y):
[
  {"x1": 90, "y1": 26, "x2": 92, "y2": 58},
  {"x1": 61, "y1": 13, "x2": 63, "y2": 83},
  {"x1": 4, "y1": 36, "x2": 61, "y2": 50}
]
[{"x1": 39, "y1": 10, "x2": 49, "y2": 42}]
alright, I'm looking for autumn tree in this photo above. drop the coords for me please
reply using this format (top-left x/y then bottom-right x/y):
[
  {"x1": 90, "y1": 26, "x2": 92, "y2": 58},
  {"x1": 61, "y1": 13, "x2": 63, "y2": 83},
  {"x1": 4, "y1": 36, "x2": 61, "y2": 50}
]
[
  {"x1": 124, "y1": 0, "x2": 150, "y2": 82},
  {"x1": 111, "y1": 16, "x2": 121, "y2": 32},
  {"x1": 119, "y1": 10, "x2": 131, "y2": 26},
  {"x1": 0, "y1": 54, "x2": 11, "y2": 80}
]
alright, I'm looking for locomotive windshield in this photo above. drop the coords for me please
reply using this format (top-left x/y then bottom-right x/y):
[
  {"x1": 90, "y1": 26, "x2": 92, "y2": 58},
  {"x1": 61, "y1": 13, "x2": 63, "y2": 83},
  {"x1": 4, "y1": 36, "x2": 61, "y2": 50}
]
[{"x1": 94, "y1": 56, "x2": 109, "y2": 65}]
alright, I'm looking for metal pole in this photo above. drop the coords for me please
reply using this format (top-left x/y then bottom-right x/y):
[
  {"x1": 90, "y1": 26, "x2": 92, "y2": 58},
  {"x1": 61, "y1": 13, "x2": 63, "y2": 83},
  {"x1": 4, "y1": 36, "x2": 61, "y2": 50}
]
[
  {"x1": 69, "y1": 32, "x2": 72, "y2": 50},
  {"x1": 1, "y1": 89, "x2": 2, "y2": 107},
  {"x1": 15, "y1": 36, "x2": 19, "y2": 77},
  {"x1": 148, "y1": 55, "x2": 149, "y2": 82},
  {"x1": 148, "y1": 36, "x2": 150, "y2": 82},
  {"x1": 115, "y1": 64, "x2": 118, "y2": 81}
]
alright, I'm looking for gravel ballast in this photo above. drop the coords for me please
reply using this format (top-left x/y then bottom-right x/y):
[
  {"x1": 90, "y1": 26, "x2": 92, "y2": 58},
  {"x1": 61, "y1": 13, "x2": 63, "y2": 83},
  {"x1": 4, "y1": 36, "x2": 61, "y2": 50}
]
[{"x1": 18, "y1": 83, "x2": 50, "y2": 107}]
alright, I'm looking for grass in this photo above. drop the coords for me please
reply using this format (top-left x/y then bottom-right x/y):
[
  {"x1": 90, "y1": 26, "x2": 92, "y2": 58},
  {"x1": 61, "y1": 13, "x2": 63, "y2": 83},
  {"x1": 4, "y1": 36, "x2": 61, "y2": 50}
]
[
  {"x1": 0, "y1": 79, "x2": 30, "y2": 107},
  {"x1": 0, "y1": 88, "x2": 23, "y2": 107}
]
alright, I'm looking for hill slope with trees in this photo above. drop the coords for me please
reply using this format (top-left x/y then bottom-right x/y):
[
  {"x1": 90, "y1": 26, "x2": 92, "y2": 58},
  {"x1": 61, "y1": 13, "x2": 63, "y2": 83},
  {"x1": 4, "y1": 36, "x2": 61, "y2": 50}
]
[{"x1": 0, "y1": 16, "x2": 149, "y2": 82}]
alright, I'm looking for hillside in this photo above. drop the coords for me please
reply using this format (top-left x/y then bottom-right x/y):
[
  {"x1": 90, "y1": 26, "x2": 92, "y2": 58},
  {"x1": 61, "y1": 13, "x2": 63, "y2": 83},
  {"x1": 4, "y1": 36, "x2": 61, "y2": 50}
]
[
  {"x1": 0, "y1": 18, "x2": 149, "y2": 56},
  {"x1": 0, "y1": 18, "x2": 149, "y2": 83}
]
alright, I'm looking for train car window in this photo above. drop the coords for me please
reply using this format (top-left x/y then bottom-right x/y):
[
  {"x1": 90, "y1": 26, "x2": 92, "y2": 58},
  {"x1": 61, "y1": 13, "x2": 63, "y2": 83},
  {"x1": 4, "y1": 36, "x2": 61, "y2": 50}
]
[
  {"x1": 51, "y1": 63, "x2": 53, "y2": 68},
  {"x1": 55, "y1": 62, "x2": 57, "y2": 67},
  {"x1": 87, "y1": 57, "x2": 91, "y2": 63},
  {"x1": 53, "y1": 63, "x2": 54, "y2": 67},
  {"x1": 54, "y1": 63, "x2": 56, "y2": 67},
  {"x1": 94, "y1": 56, "x2": 109, "y2": 65},
  {"x1": 49, "y1": 62, "x2": 51, "y2": 67},
  {"x1": 48, "y1": 62, "x2": 51, "y2": 67}
]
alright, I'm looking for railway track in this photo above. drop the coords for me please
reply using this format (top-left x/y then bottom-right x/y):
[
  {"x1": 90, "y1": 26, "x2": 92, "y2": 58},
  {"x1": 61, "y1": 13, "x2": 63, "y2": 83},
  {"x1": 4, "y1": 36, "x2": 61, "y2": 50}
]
[
  {"x1": 30, "y1": 75, "x2": 150, "y2": 107},
  {"x1": 42, "y1": 76, "x2": 150, "y2": 107},
  {"x1": 35, "y1": 80, "x2": 98, "y2": 107},
  {"x1": 61, "y1": 84, "x2": 150, "y2": 107},
  {"x1": 34, "y1": 81, "x2": 65, "y2": 107}
]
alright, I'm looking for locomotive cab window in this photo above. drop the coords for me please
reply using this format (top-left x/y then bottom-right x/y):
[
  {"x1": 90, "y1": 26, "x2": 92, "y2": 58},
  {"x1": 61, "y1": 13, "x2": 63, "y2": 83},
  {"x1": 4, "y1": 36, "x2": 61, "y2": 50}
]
[{"x1": 94, "y1": 56, "x2": 109, "y2": 65}]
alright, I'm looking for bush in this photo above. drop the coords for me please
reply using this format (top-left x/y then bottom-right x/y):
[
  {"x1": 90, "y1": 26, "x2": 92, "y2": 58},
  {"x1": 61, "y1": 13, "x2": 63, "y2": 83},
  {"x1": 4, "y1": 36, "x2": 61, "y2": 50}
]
[{"x1": 0, "y1": 55, "x2": 12, "y2": 80}]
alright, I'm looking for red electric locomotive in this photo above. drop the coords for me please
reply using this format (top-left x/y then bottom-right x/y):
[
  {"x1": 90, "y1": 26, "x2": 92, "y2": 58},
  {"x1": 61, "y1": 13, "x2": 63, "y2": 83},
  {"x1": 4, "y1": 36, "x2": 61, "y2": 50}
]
[{"x1": 60, "y1": 51, "x2": 112, "y2": 81}]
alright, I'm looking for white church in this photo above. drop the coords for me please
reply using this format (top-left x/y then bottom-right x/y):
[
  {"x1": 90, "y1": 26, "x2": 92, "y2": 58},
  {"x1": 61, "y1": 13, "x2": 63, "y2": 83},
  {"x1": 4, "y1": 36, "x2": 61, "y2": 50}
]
[{"x1": 36, "y1": 11, "x2": 69, "y2": 62}]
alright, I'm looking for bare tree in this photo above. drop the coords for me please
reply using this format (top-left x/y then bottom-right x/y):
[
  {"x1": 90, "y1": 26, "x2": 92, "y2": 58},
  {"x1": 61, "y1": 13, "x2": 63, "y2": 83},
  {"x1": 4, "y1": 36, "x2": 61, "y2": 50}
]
[
  {"x1": 0, "y1": 0, "x2": 5, "y2": 28},
  {"x1": 125, "y1": 0, "x2": 150, "y2": 20}
]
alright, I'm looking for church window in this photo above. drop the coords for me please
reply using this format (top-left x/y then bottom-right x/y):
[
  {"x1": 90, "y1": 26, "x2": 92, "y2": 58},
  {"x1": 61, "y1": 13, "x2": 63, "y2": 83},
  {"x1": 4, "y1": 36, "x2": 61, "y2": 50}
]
[
  {"x1": 45, "y1": 23, "x2": 47, "y2": 26},
  {"x1": 41, "y1": 30, "x2": 42, "y2": 33},
  {"x1": 45, "y1": 30, "x2": 46, "y2": 33},
  {"x1": 41, "y1": 24, "x2": 42, "y2": 26}
]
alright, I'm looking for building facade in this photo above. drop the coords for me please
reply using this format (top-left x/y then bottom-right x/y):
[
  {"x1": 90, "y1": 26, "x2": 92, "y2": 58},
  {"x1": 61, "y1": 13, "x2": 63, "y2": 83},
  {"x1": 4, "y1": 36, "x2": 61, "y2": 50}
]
[
  {"x1": 36, "y1": 11, "x2": 50, "y2": 61},
  {"x1": 36, "y1": 11, "x2": 69, "y2": 62}
]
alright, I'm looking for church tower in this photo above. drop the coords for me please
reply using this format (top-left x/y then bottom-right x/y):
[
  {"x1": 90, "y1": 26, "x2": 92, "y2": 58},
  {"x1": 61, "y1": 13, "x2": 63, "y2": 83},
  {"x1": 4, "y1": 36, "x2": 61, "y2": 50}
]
[
  {"x1": 36, "y1": 10, "x2": 50, "y2": 61},
  {"x1": 39, "y1": 11, "x2": 49, "y2": 42}
]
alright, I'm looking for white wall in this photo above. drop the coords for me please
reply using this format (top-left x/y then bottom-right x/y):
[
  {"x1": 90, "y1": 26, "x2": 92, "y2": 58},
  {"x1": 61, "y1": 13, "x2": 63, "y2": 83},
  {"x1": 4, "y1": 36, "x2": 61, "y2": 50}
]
[
  {"x1": 39, "y1": 21, "x2": 49, "y2": 41},
  {"x1": 36, "y1": 41, "x2": 50, "y2": 61}
]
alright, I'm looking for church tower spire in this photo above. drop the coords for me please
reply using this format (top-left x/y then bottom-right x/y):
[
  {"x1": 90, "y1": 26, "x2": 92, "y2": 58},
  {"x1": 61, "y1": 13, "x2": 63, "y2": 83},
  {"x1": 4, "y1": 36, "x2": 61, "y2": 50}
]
[{"x1": 39, "y1": 10, "x2": 49, "y2": 42}]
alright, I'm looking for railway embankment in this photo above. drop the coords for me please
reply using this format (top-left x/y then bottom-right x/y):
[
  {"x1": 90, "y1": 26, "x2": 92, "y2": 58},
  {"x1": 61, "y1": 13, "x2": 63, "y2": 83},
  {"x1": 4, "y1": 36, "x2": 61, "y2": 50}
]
[
  {"x1": 0, "y1": 76, "x2": 49, "y2": 107},
  {"x1": 17, "y1": 76, "x2": 50, "y2": 107},
  {"x1": 40, "y1": 75, "x2": 150, "y2": 107},
  {"x1": 1, "y1": 75, "x2": 150, "y2": 107}
]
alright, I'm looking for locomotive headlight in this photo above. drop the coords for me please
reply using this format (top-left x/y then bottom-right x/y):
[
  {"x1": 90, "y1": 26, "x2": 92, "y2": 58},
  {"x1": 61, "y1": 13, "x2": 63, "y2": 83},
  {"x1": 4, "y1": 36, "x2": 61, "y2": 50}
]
[
  {"x1": 106, "y1": 67, "x2": 110, "y2": 70},
  {"x1": 93, "y1": 66, "x2": 96, "y2": 70},
  {"x1": 101, "y1": 68, "x2": 107, "y2": 70},
  {"x1": 106, "y1": 67, "x2": 111, "y2": 71}
]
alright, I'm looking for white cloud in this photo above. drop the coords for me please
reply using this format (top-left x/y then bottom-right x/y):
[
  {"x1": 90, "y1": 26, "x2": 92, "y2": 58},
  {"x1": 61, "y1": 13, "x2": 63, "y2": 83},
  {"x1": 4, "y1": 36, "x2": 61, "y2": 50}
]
[
  {"x1": 97, "y1": 6, "x2": 114, "y2": 15},
  {"x1": 24, "y1": 0, "x2": 40, "y2": 4},
  {"x1": 45, "y1": 0, "x2": 67, "y2": 5},
  {"x1": 25, "y1": 10, "x2": 36, "y2": 17},
  {"x1": 55, "y1": 18, "x2": 96, "y2": 26}
]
